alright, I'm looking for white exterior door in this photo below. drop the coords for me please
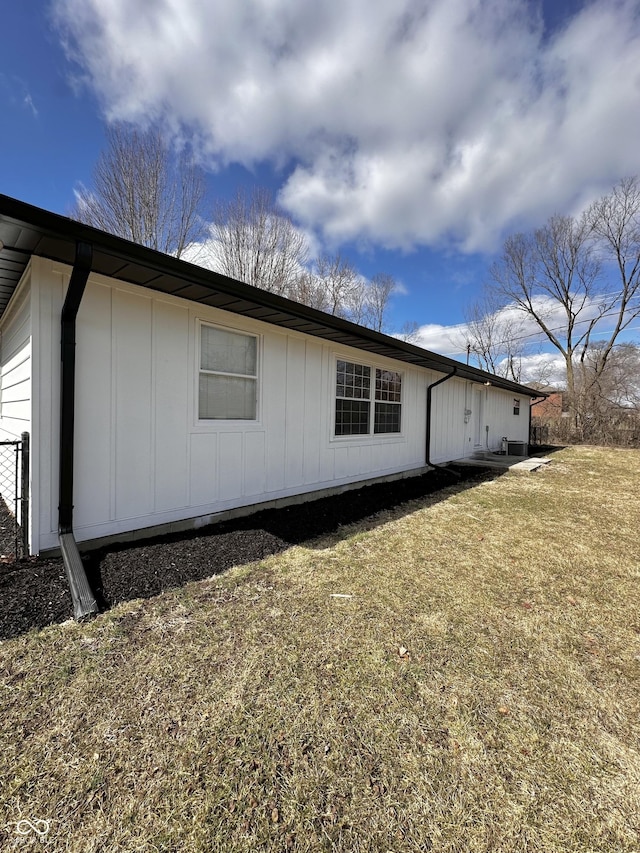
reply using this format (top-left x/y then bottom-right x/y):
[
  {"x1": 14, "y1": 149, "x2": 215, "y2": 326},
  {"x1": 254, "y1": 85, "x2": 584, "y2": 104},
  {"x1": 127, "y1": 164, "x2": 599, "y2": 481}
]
[{"x1": 473, "y1": 385, "x2": 485, "y2": 448}]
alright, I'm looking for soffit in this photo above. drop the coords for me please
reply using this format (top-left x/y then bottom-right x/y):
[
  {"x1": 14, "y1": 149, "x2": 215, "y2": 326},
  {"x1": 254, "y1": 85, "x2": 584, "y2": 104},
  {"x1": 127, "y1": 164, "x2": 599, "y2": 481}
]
[{"x1": 0, "y1": 195, "x2": 543, "y2": 398}]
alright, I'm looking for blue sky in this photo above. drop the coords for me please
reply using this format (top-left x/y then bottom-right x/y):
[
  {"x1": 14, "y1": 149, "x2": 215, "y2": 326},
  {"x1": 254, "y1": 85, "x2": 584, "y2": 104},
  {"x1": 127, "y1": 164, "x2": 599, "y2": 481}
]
[{"x1": 2, "y1": 0, "x2": 640, "y2": 375}]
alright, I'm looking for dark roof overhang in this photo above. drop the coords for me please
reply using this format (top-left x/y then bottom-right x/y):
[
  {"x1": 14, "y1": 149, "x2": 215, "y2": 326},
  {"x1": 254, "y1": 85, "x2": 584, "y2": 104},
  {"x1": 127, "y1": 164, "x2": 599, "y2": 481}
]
[{"x1": 0, "y1": 194, "x2": 542, "y2": 397}]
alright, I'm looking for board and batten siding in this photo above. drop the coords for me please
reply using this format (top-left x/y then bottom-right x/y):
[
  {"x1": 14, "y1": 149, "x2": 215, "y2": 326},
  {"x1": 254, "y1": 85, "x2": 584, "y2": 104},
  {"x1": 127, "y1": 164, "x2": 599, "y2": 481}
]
[
  {"x1": 0, "y1": 270, "x2": 31, "y2": 442},
  {"x1": 0, "y1": 269, "x2": 32, "y2": 541},
  {"x1": 428, "y1": 377, "x2": 527, "y2": 464},
  {"x1": 29, "y1": 258, "x2": 530, "y2": 554},
  {"x1": 30, "y1": 262, "x2": 428, "y2": 552}
]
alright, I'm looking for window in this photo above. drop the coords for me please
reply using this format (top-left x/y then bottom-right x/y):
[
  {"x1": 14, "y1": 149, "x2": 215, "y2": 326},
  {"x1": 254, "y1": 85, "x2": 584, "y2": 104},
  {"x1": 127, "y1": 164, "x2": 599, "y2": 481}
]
[
  {"x1": 513, "y1": 398, "x2": 520, "y2": 416},
  {"x1": 335, "y1": 360, "x2": 402, "y2": 436},
  {"x1": 199, "y1": 324, "x2": 257, "y2": 420}
]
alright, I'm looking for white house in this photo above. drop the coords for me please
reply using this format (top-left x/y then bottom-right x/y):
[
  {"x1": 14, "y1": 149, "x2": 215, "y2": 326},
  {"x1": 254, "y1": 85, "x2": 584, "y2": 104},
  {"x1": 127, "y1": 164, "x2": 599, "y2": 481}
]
[{"x1": 0, "y1": 195, "x2": 539, "y2": 617}]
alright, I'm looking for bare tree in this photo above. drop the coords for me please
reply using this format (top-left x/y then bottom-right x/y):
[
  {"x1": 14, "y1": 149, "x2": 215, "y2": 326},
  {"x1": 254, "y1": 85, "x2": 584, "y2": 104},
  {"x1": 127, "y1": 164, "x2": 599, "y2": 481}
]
[
  {"x1": 397, "y1": 320, "x2": 421, "y2": 343},
  {"x1": 490, "y1": 213, "x2": 603, "y2": 423},
  {"x1": 312, "y1": 253, "x2": 361, "y2": 317},
  {"x1": 206, "y1": 187, "x2": 309, "y2": 296},
  {"x1": 287, "y1": 269, "x2": 331, "y2": 312},
  {"x1": 307, "y1": 261, "x2": 395, "y2": 329},
  {"x1": 71, "y1": 124, "x2": 206, "y2": 257},
  {"x1": 459, "y1": 290, "x2": 527, "y2": 380},
  {"x1": 489, "y1": 179, "x2": 640, "y2": 427},
  {"x1": 565, "y1": 341, "x2": 640, "y2": 443},
  {"x1": 363, "y1": 273, "x2": 396, "y2": 332},
  {"x1": 202, "y1": 188, "x2": 396, "y2": 330},
  {"x1": 586, "y1": 176, "x2": 640, "y2": 364},
  {"x1": 579, "y1": 341, "x2": 640, "y2": 410},
  {"x1": 605, "y1": 342, "x2": 640, "y2": 410}
]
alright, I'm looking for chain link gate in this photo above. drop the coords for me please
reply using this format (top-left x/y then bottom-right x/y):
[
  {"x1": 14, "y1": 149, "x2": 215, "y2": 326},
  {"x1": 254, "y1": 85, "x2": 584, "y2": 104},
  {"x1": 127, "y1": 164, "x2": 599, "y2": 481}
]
[{"x1": 0, "y1": 432, "x2": 29, "y2": 560}]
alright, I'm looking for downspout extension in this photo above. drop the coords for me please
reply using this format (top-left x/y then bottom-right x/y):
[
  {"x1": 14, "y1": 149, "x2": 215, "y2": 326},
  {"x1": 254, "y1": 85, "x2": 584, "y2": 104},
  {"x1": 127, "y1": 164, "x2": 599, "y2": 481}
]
[
  {"x1": 426, "y1": 367, "x2": 461, "y2": 479},
  {"x1": 59, "y1": 241, "x2": 98, "y2": 621}
]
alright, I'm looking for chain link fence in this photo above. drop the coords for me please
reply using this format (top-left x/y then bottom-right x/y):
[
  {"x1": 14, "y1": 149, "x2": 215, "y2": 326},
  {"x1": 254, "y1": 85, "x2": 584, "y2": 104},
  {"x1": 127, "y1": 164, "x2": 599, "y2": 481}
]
[{"x1": 0, "y1": 433, "x2": 29, "y2": 560}]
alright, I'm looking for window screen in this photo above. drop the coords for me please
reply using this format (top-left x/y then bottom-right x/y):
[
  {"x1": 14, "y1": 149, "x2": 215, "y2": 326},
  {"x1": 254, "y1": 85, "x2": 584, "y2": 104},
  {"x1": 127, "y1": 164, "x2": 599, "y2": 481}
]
[{"x1": 199, "y1": 325, "x2": 257, "y2": 420}]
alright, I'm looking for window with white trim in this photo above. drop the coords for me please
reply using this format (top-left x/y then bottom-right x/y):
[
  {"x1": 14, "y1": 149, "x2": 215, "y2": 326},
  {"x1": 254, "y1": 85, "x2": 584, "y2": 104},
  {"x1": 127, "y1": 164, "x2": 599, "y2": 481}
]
[
  {"x1": 513, "y1": 398, "x2": 520, "y2": 416},
  {"x1": 335, "y1": 359, "x2": 402, "y2": 436},
  {"x1": 199, "y1": 324, "x2": 257, "y2": 420}
]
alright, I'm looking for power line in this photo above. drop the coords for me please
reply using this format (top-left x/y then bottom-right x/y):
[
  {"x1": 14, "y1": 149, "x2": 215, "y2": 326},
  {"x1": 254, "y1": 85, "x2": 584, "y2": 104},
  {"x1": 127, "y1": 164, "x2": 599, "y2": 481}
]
[{"x1": 457, "y1": 301, "x2": 640, "y2": 353}]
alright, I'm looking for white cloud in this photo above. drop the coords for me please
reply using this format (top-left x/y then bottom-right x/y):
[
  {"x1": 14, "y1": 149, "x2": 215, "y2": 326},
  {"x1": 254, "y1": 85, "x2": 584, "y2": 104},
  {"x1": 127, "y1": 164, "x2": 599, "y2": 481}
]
[
  {"x1": 411, "y1": 322, "x2": 470, "y2": 357},
  {"x1": 411, "y1": 292, "x2": 631, "y2": 385},
  {"x1": 0, "y1": 73, "x2": 38, "y2": 117},
  {"x1": 410, "y1": 317, "x2": 567, "y2": 386},
  {"x1": 53, "y1": 0, "x2": 640, "y2": 252},
  {"x1": 413, "y1": 297, "x2": 574, "y2": 356},
  {"x1": 517, "y1": 352, "x2": 566, "y2": 387},
  {"x1": 23, "y1": 93, "x2": 38, "y2": 117}
]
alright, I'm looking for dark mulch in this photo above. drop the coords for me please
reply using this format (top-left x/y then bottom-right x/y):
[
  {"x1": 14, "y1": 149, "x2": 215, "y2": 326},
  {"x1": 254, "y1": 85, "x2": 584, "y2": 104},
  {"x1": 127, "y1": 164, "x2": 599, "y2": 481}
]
[
  {"x1": 0, "y1": 465, "x2": 495, "y2": 641},
  {"x1": 0, "y1": 556, "x2": 73, "y2": 641}
]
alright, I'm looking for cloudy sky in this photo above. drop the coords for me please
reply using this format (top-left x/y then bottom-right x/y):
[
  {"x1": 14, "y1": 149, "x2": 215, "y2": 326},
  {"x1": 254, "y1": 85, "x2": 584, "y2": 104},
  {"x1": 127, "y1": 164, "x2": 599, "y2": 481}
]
[{"x1": 2, "y1": 0, "x2": 639, "y2": 378}]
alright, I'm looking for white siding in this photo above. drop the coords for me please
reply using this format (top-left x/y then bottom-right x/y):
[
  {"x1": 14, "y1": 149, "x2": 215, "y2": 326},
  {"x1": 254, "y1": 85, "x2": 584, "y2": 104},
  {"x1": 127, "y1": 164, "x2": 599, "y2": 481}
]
[
  {"x1": 0, "y1": 271, "x2": 32, "y2": 547},
  {"x1": 485, "y1": 385, "x2": 529, "y2": 448},
  {"x1": 428, "y1": 373, "x2": 467, "y2": 464},
  {"x1": 30, "y1": 260, "x2": 531, "y2": 552},
  {"x1": 0, "y1": 273, "x2": 31, "y2": 441},
  {"x1": 428, "y1": 378, "x2": 529, "y2": 465}
]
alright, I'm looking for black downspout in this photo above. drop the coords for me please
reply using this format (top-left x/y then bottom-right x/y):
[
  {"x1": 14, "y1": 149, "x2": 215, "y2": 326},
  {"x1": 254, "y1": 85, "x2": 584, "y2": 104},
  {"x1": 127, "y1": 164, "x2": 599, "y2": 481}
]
[
  {"x1": 426, "y1": 367, "x2": 460, "y2": 476},
  {"x1": 59, "y1": 241, "x2": 98, "y2": 620},
  {"x1": 528, "y1": 396, "x2": 536, "y2": 451}
]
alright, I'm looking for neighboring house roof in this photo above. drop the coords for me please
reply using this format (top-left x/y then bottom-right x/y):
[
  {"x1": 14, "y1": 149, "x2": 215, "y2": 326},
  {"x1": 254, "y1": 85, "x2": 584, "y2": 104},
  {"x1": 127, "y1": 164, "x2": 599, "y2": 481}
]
[{"x1": 0, "y1": 193, "x2": 541, "y2": 397}]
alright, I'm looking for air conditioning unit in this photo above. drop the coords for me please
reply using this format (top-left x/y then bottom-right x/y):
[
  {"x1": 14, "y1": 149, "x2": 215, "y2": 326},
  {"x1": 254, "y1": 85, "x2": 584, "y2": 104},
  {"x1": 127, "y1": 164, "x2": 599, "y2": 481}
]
[{"x1": 507, "y1": 441, "x2": 528, "y2": 457}]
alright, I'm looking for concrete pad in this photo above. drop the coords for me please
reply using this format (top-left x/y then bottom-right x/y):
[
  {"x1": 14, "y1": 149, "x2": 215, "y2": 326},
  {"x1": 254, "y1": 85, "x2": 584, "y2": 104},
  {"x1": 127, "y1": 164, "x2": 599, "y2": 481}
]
[
  {"x1": 509, "y1": 457, "x2": 551, "y2": 471},
  {"x1": 452, "y1": 454, "x2": 552, "y2": 472}
]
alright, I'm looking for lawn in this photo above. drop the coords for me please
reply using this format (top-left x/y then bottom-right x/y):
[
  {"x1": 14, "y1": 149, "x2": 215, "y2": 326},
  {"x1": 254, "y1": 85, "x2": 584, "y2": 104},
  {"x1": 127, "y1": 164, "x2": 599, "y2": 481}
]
[{"x1": 1, "y1": 446, "x2": 639, "y2": 852}]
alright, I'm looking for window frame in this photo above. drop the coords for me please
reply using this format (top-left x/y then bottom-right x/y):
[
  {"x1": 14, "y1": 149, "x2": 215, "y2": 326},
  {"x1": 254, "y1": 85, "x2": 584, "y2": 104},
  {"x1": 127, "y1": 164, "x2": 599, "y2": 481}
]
[
  {"x1": 513, "y1": 397, "x2": 521, "y2": 416},
  {"x1": 196, "y1": 320, "x2": 260, "y2": 424},
  {"x1": 333, "y1": 356, "x2": 403, "y2": 439}
]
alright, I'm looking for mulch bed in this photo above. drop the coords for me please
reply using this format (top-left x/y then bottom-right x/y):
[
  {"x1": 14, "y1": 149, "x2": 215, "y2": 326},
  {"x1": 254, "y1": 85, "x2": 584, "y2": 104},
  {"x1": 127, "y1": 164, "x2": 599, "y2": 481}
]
[{"x1": 0, "y1": 465, "x2": 494, "y2": 641}]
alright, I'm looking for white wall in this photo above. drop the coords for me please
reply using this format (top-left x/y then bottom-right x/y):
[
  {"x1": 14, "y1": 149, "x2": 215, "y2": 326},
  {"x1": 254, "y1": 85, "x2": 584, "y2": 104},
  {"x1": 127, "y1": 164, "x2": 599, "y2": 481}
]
[
  {"x1": 428, "y1": 378, "x2": 528, "y2": 464},
  {"x1": 0, "y1": 271, "x2": 31, "y2": 442},
  {"x1": 30, "y1": 260, "x2": 530, "y2": 553},
  {"x1": 0, "y1": 271, "x2": 31, "y2": 530}
]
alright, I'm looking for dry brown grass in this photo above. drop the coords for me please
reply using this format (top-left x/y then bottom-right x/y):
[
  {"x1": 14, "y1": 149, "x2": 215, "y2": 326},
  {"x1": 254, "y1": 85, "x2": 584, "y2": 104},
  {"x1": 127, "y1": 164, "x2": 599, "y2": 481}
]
[{"x1": 2, "y1": 446, "x2": 639, "y2": 852}]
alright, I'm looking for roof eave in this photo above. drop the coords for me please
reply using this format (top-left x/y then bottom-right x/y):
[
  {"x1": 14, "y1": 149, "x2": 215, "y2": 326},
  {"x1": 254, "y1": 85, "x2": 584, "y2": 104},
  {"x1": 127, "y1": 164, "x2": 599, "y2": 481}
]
[{"x1": 0, "y1": 193, "x2": 542, "y2": 397}]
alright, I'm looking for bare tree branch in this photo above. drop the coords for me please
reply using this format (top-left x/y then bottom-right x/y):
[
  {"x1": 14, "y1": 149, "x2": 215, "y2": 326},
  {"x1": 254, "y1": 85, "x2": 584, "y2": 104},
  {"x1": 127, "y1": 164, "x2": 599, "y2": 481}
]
[
  {"x1": 363, "y1": 273, "x2": 396, "y2": 332},
  {"x1": 71, "y1": 124, "x2": 207, "y2": 257},
  {"x1": 456, "y1": 290, "x2": 527, "y2": 380},
  {"x1": 586, "y1": 176, "x2": 640, "y2": 366},
  {"x1": 207, "y1": 187, "x2": 309, "y2": 296},
  {"x1": 489, "y1": 212, "x2": 601, "y2": 421},
  {"x1": 488, "y1": 178, "x2": 640, "y2": 430},
  {"x1": 397, "y1": 320, "x2": 421, "y2": 343}
]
